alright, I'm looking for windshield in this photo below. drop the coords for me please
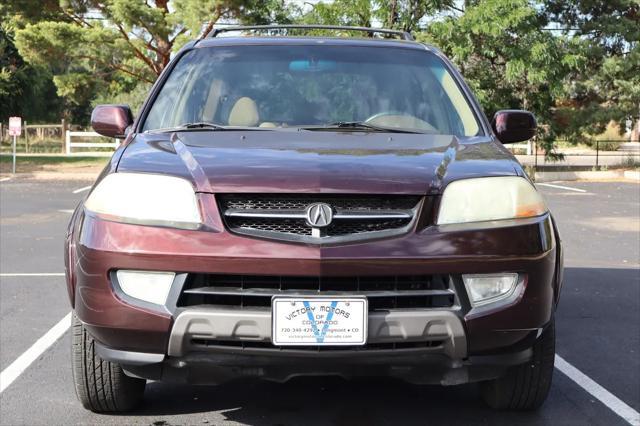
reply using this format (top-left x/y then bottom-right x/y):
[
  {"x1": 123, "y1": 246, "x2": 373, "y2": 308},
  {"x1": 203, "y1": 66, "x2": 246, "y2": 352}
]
[{"x1": 142, "y1": 45, "x2": 481, "y2": 136}]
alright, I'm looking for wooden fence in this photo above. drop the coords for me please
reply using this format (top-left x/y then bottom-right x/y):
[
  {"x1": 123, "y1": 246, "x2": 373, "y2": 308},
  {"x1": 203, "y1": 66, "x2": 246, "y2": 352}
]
[
  {"x1": 0, "y1": 120, "x2": 71, "y2": 152},
  {"x1": 65, "y1": 131, "x2": 119, "y2": 156}
]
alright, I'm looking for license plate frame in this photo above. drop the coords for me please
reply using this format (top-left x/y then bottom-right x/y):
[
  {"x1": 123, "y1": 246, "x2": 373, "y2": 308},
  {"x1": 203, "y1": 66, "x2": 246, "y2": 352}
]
[{"x1": 271, "y1": 296, "x2": 368, "y2": 346}]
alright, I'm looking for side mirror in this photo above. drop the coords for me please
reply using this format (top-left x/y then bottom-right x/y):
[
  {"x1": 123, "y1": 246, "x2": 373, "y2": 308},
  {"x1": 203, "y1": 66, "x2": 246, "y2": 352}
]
[
  {"x1": 492, "y1": 110, "x2": 537, "y2": 144},
  {"x1": 91, "y1": 105, "x2": 134, "y2": 138}
]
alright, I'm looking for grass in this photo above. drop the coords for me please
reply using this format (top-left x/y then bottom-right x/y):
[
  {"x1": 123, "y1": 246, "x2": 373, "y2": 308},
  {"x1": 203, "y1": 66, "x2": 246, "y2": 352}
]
[
  {"x1": 1, "y1": 139, "x2": 64, "y2": 154},
  {"x1": 0, "y1": 155, "x2": 109, "y2": 174}
]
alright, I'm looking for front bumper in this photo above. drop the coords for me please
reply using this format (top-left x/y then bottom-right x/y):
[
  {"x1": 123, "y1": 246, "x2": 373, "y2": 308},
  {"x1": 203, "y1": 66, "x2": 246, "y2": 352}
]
[
  {"x1": 66, "y1": 201, "x2": 559, "y2": 383},
  {"x1": 167, "y1": 308, "x2": 466, "y2": 358},
  {"x1": 96, "y1": 339, "x2": 533, "y2": 385}
]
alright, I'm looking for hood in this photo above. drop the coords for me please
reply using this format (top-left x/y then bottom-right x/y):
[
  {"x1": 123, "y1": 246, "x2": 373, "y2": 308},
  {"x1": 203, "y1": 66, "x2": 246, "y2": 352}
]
[{"x1": 117, "y1": 131, "x2": 521, "y2": 195}]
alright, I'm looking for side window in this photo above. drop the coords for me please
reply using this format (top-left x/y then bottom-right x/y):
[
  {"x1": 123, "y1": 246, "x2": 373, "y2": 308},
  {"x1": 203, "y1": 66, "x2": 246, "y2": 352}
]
[
  {"x1": 429, "y1": 65, "x2": 479, "y2": 136},
  {"x1": 143, "y1": 52, "x2": 198, "y2": 131}
]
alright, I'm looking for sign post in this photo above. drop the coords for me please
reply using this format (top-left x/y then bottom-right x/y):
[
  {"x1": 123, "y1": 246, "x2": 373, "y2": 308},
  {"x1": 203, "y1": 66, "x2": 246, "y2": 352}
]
[{"x1": 9, "y1": 117, "x2": 22, "y2": 174}]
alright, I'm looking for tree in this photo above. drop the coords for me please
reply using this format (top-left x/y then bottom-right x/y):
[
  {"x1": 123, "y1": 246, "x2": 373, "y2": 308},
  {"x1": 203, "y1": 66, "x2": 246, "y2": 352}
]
[
  {"x1": 18, "y1": 0, "x2": 265, "y2": 79},
  {"x1": 5, "y1": 0, "x2": 637, "y2": 140},
  {"x1": 0, "y1": 22, "x2": 63, "y2": 123},
  {"x1": 11, "y1": 0, "x2": 287, "y2": 123},
  {"x1": 543, "y1": 0, "x2": 640, "y2": 141},
  {"x1": 424, "y1": 0, "x2": 585, "y2": 154},
  {"x1": 300, "y1": 0, "x2": 456, "y2": 33}
]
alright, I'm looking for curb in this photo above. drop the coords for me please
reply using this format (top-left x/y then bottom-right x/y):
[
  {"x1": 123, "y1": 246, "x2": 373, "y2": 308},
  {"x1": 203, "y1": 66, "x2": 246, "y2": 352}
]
[
  {"x1": 623, "y1": 170, "x2": 640, "y2": 181},
  {"x1": 535, "y1": 170, "x2": 639, "y2": 182}
]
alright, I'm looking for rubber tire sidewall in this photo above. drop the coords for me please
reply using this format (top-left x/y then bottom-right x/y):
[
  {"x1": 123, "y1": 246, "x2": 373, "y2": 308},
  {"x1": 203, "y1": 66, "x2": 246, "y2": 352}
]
[
  {"x1": 481, "y1": 319, "x2": 556, "y2": 410},
  {"x1": 71, "y1": 315, "x2": 146, "y2": 412}
]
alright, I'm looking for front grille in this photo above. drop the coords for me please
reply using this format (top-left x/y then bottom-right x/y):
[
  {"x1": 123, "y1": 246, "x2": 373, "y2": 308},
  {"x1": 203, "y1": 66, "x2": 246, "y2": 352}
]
[
  {"x1": 232, "y1": 218, "x2": 310, "y2": 235},
  {"x1": 221, "y1": 195, "x2": 420, "y2": 211},
  {"x1": 230, "y1": 217, "x2": 411, "y2": 237},
  {"x1": 178, "y1": 274, "x2": 457, "y2": 312},
  {"x1": 218, "y1": 194, "x2": 421, "y2": 243},
  {"x1": 328, "y1": 219, "x2": 410, "y2": 236}
]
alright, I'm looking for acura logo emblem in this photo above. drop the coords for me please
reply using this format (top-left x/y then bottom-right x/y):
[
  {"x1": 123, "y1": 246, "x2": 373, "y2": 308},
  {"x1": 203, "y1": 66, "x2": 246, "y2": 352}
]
[{"x1": 305, "y1": 203, "x2": 333, "y2": 228}]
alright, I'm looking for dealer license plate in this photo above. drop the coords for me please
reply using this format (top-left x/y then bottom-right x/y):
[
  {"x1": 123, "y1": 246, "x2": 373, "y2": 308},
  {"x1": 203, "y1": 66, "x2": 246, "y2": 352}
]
[{"x1": 272, "y1": 297, "x2": 368, "y2": 346}]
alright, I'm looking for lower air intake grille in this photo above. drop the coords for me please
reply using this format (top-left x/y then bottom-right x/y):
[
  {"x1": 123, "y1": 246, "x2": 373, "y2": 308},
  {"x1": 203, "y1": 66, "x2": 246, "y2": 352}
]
[
  {"x1": 190, "y1": 339, "x2": 444, "y2": 352},
  {"x1": 178, "y1": 274, "x2": 457, "y2": 312}
]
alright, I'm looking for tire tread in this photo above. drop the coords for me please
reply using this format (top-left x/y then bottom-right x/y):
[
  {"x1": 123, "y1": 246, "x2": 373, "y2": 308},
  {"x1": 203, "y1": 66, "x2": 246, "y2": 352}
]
[
  {"x1": 71, "y1": 315, "x2": 145, "y2": 412},
  {"x1": 481, "y1": 320, "x2": 555, "y2": 410}
]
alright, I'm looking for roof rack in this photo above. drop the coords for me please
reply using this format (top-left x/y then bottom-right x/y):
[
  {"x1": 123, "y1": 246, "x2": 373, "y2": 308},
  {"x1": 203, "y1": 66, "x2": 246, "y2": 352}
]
[{"x1": 207, "y1": 25, "x2": 414, "y2": 41}]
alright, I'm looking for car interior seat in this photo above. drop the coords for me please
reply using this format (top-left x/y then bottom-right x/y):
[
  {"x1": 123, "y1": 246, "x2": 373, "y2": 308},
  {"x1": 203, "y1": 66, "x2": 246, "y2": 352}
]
[{"x1": 228, "y1": 97, "x2": 260, "y2": 127}]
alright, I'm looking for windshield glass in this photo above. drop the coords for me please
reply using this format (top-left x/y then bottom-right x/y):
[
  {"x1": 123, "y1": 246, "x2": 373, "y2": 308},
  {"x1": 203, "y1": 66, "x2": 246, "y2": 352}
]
[{"x1": 142, "y1": 45, "x2": 481, "y2": 136}]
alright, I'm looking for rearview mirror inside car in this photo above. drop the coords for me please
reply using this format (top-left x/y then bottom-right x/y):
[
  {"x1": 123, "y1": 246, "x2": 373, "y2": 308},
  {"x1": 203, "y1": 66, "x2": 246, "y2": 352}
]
[
  {"x1": 91, "y1": 105, "x2": 134, "y2": 139},
  {"x1": 492, "y1": 110, "x2": 537, "y2": 144}
]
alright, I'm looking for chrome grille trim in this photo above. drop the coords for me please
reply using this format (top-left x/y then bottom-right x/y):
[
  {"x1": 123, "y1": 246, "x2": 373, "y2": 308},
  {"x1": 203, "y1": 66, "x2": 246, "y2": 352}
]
[
  {"x1": 218, "y1": 195, "x2": 422, "y2": 244},
  {"x1": 224, "y1": 209, "x2": 413, "y2": 220}
]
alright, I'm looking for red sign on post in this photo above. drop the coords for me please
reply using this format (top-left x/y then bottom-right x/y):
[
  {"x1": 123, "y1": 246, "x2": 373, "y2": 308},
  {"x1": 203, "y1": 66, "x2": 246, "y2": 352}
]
[{"x1": 9, "y1": 117, "x2": 22, "y2": 136}]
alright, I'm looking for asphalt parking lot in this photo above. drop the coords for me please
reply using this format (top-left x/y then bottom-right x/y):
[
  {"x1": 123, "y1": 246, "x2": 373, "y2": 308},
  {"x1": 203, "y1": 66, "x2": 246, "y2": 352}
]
[{"x1": 0, "y1": 178, "x2": 638, "y2": 426}]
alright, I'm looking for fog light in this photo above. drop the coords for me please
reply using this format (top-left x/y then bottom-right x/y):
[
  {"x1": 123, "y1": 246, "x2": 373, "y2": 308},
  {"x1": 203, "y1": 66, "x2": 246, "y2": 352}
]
[
  {"x1": 116, "y1": 270, "x2": 175, "y2": 306},
  {"x1": 462, "y1": 273, "x2": 519, "y2": 306}
]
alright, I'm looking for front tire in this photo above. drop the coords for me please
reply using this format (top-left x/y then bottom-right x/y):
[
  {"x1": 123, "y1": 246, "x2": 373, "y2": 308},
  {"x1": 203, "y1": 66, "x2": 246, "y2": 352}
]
[
  {"x1": 481, "y1": 319, "x2": 555, "y2": 410},
  {"x1": 71, "y1": 315, "x2": 145, "y2": 412}
]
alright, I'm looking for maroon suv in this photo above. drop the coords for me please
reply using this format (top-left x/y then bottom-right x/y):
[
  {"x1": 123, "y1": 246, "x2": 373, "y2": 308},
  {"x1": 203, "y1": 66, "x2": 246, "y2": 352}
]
[{"x1": 65, "y1": 25, "x2": 563, "y2": 412}]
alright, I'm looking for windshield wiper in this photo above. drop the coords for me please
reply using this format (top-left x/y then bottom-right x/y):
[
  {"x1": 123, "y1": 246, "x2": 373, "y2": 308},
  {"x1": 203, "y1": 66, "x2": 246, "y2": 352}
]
[
  {"x1": 301, "y1": 121, "x2": 424, "y2": 134},
  {"x1": 181, "y1": 122, "x2": 228, "y2": 130},
  {"x1": 155, "y1": 122, "x2": 229, "y2": 132},
  {"x1": 151, "y1": 122, "x2": 274, "y2": 133}
]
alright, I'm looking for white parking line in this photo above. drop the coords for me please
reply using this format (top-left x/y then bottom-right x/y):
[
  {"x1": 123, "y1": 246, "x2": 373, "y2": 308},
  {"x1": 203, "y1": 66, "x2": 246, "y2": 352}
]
[
  {"x1": 72, "y1": 185, "x2": 92, "y2": 194},
  {"x1": 0, "y1": 273, "x2": 65, "y2": 277},
  {"x1": 537, "y1": 182, "x2": 588, "y2": 193},
  {"x1": 58, "y1": 209, "x2": 75, "y2": 214},
  {"x1": 556, "y1": 354, "x2": 640, "y2": 426},
  {"x1": 0, "y1": 306, "x2": 637, "y2": 426},
  {"x1": 0, "y1": 177, "x2": 10, "y2": 182},
  {"x1": 0, "y1": 312, "x2": 71, "y2": 393}
]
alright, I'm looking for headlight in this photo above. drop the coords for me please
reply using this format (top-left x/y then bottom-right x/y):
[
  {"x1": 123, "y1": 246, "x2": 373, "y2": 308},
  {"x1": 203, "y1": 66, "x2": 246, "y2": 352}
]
[
  {"x1": 437, "y1": 176, "x2": 547, "y2": 225},
  {"x1": 84, "y1": 173, "x2": 201, "y2": 229}
]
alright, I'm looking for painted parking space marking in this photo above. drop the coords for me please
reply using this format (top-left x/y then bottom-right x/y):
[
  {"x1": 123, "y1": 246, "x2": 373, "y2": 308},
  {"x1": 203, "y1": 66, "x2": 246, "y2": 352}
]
[
  {"x1": 72, "y1": 185, "x2": 91, "y2": 194},
  {"x1": 0, "y1": 177, "x2": 11, "y2": 182},
  {"x1": 58, "y1": 209, "x2": 75, "y2": 214},
  {"x1": 0, "y1": 312, "x2": 71, "y2": 393},
  {"x1": 0, "y1": 273, "x2": 65, "y2": 277},
  {"x1": 555, "y1": 355, "x2": 640, "y2": 426},
  {"x1": 537, "y1": 183, "x2": 588, "y2": 193},
  {"x1": 0, "y1": 308, "x2": 637, "y2": 425}
]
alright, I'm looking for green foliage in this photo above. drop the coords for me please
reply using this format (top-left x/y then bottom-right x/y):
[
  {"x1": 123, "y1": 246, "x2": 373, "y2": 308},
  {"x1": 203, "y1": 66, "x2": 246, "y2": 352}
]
[
  {"x1": 8, "y1": 0, "x2": 278, "y2": 124},
  {"x1": 543, "y1": 0, "x2": 639, "y2": 141},
  {"x1": 13, "y1": 20, "x2": 145, "y2": 123},
  {"x1": 0, "y1": 0, "x2": 62, "y2": 24},
  {"x1": 92, "y1": 82, "x2": 152, "y2": 116},
  {"x1": 423, "y1": 0, "x2": 584, "y2": 155},
  {"x1": 0, "y1": 23, "x2": 62, "y2": 123},
  {"x1": 1, "y1": 0, "x2": 637, "y2": 147},
  {"x1": 544, "y1": 0, "x2": 639, "y2": 54},
  {"x1": 300, "y1": 0, "x2": 374, "y2": 28},
  {"x1": 300, "y1": 0, "x2": 456, "y2": 32}
]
